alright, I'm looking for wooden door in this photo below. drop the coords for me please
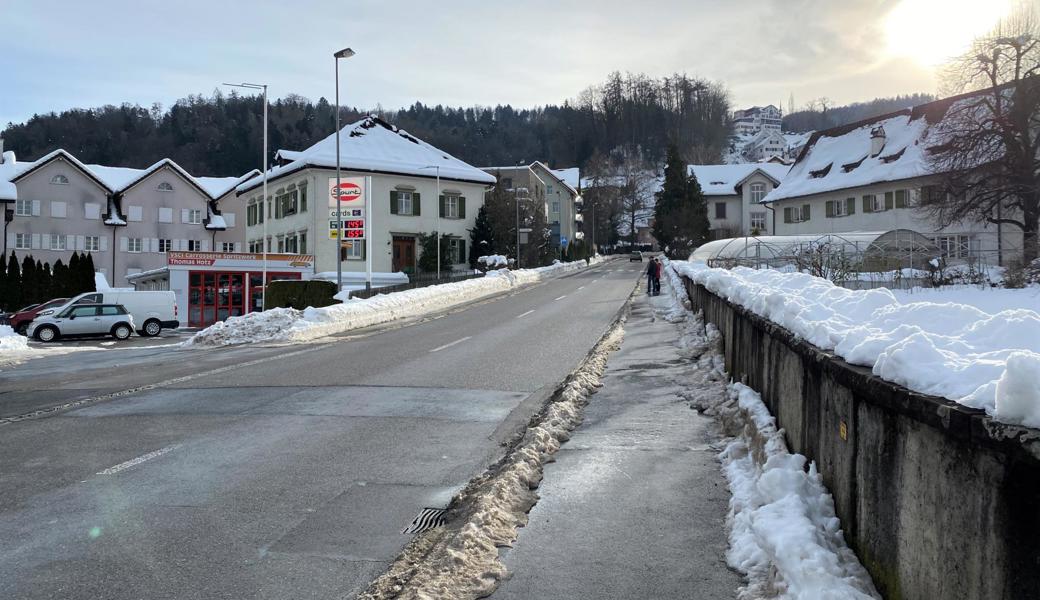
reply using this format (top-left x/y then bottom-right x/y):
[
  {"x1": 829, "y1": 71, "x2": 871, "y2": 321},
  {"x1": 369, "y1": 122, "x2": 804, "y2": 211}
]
[{"x1": 392, "y1": 237, "x2": 416, "y2": 273}]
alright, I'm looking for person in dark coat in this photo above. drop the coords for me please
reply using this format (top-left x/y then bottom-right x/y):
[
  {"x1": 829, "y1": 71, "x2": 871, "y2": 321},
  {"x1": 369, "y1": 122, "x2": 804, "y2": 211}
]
[
  {"x1": 646, "y1": 257, "x2": 657, "y2": 294},
  {"x1": 652, "y1": 258, "x2": 662, "y2": 295}
]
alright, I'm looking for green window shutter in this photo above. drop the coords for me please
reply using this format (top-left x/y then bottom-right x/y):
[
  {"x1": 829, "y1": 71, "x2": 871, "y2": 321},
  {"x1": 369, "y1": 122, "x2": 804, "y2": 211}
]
[
  {"x1": 390, "y1": 191, "x2": 399, "y2": 215},
  {"x1": 458, "y1": 240, "x2": 466, "y2": 264},
  {"x1": 825, "y1": 200, "x2": 835, "y2": 218},
  {"x1": 413, "y1": 192, "x2": 421, "y2": 216},
  {"x1": 783, "y1": 207, "x2": 793, "y2": 223},
  {"x1": 802, "y1": 204, "x2": 811, "y2": 221},
  {"x1": 863, "y1": 196, "x2": 872, "y2": 213},
  {"x1": 846, "y1": 197, "x2": 856, "y2": 215},
  {"x1": 884, "y1": 191, "x2": 894, "y2": 210},
  {"x1": 895, "y1": 189, "x2": 907, "y2": 208},
  {"x1": 439, "y1": 195, "x2": 446, "y2": 218},
  {"x1": 458, "y1": 197, "x2": 466, "y2": 219},
  {"x1": 300, "y1": 188, "x2": 307, "y2": 212}
]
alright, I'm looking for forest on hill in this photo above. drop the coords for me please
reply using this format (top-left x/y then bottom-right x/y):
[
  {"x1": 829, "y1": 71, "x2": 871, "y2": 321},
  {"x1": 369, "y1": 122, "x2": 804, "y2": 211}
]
[{"x1": 781, "y1": 93, "x2": 936, "y2": 133}]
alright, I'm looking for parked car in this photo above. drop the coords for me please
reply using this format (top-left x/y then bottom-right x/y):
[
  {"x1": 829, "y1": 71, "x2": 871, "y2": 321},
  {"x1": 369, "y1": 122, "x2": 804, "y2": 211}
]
[
  {"x1": 28, "y1": 304, "x2": 136, "y2": 342},
  {"x1": 48, "y1": 290, "x2": 178, "y2": 336},
  {"x1": 630, "y1": 251, "x2": 644, "y2": 262},
  {"x1": 7, "y1": 298, "x2": 70, "y2": 335}
]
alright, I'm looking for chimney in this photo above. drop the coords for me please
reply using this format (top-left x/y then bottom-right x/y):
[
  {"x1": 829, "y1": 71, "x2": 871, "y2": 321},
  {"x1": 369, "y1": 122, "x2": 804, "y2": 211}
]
[{"x1": 870, "y1": 126, "x2": 886, "y2": 156}]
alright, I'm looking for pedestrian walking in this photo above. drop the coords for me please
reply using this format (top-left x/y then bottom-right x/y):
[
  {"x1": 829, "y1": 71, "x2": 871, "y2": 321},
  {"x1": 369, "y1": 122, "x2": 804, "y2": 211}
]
[
  {"x1": 646, "y1": 256, "x2": 657, "y2": 295},
  {"x1": 652, "y1": 257, "x2": 662, "y2": 296}
]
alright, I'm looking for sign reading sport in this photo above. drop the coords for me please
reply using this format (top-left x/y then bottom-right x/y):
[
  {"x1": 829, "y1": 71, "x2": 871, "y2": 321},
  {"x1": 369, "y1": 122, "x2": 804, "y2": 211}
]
[{"x1": 328, "y1": 176, "x2": 365, "y2": 207}]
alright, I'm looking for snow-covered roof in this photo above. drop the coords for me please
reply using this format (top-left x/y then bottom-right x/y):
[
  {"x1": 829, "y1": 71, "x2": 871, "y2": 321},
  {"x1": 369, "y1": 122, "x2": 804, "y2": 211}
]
[
  {"x1": 238, "y1": 115, "x2": 496, "y2": 195},
  {"x1": 552, "y1": 167, "x2": 580, "y2": 191},
  {"x1": 688, "y1": 163, "x2": 790, "y2": 196}
]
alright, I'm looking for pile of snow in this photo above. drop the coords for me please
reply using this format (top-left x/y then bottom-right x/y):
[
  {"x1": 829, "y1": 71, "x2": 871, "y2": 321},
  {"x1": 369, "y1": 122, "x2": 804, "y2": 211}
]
[
  {"x1": 673, "y1": 262, "x2": 1040, "y2": 429},
  {"x1": 0, "y1": 325, "x2": 33, "y2": 361},
  {"x1": 187, "y1": 258, "x2": 602, "y2": 347},
  {"x1": 477, "y1": 255, "x2": 510, "y2": 268}
]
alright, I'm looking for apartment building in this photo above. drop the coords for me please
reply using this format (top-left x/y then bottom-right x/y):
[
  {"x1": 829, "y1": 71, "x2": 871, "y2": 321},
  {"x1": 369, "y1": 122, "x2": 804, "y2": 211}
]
[
  {"x1": 689, "y1": 163, "x2": 789, "y2": 238},
  {"x1": 732, "y1": 105, "x2": 783, "y2": 136},
  {"x1": 480, "y1": 162, "x2": 583, "y2": 252}
]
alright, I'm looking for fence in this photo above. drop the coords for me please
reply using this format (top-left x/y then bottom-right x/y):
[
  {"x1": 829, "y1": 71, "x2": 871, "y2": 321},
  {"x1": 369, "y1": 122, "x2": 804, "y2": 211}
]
[{"x1": 348, "y1": 269, "x2": 484, "y2": 300}]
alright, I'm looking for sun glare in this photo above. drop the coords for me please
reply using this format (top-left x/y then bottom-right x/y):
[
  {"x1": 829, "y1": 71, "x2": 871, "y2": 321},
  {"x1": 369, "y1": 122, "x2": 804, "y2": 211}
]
[{"x1": 886, "y1": 0, "x2": 1014, "y2": 66}]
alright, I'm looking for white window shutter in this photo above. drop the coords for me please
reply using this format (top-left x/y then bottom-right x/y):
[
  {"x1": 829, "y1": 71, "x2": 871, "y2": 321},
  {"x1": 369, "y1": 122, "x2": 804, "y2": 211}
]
[
  {"x1": 5, "y1": 232, "x2": 14, "y2": 248},
  {"x1": 51, "y1": 201, "x2": 67, "y2": 218},
  {"x1": 119, "y1": 236, "x2": 128, "y2": 252},
  {"x1": 201, "y1": 239, "x2": 210, "y2": 251},
  {"x1": 76, "y1": 235, "x2": 85, "y2": 250},
  {"x1": 31, "y1": 233, "x2": 41, "y2": 249},
  {"x1": 181, "y1": 209, "x2": 190, "y2": 223},
  {"x1": 159, "y1": 207, "x2": 173, "y2": 223},
  {"x1": 180, "y1": 239, "x2": 188, "y2": 251},
  {"x1": 225, "y1": 213, "x2": 236, "y2": 228},
  {"x1": 235, "y1": 242, "x2": 242, "y2": 252},
  {"x1": 84, "y1": 202, "x2": 101, "y2": 220},
  {"x1": 148, "y1": 238, "x2": 156, "y2": 253},
  {"x1": 129, "y1": 205, "x2": 143, "y2": 222},
  {"x1": 32, "y1": 200, "x2": 41, "y2": 216},
  {"x1": 100, "y1": 236, "x2": 108, "y2": 252}
]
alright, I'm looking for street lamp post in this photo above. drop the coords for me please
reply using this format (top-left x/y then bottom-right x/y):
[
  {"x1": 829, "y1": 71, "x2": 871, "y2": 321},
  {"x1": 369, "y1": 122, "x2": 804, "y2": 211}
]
[
  {"x1": 420, "y1": 165, "x2": 441, "y2": 280},
  {"x1": 333, "y1": 47, "x2": 356, "y2": 294},
  {"x1": 223, "y1": 81, "x2": 268, "y2": 310}
]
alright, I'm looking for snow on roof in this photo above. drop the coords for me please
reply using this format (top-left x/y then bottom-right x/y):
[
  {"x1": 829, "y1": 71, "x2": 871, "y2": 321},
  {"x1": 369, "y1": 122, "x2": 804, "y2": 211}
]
[
  {"x1": 197, "y1": 170, "x2": 260, "y2": 198},
  {"x1": 238, "y1": 116, "x2": 496, "y2": 194},
  {"x1": 552, "y1": 167, "x2": 580, "y2": 191},
  {"x1": 205, "y1": 213, "x2": 227, "y2": 230},
  {"x1": 689, "y1": 163, "x2": 790, "y2": 196}
]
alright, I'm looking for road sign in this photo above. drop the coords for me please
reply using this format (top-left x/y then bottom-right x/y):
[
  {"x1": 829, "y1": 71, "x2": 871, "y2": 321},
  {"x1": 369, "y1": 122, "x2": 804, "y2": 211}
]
[
  {"x1": 328, "y1": 177, "x2": 365, "y2": 206},
  {"x1": 561, "y1": 236, "x2": 569, "y2": 247}
]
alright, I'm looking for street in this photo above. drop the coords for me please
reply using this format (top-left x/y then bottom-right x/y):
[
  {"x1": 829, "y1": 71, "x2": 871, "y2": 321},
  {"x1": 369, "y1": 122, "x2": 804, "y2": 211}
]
[{"x1": 0, "y1": 261, "x2": 642, "y2": 599}]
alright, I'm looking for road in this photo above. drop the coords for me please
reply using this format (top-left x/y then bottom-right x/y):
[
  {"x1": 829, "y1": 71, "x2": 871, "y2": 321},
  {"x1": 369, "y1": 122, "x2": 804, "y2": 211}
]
[{"x1": 0, "y1": 260, "x2": 642, "y2": 599}]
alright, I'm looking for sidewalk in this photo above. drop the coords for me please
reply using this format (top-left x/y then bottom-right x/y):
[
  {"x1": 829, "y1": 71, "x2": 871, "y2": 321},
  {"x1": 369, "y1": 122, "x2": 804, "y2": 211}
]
[{"x1": 490, "y1": 275, "x2": 739, "y2": 599}]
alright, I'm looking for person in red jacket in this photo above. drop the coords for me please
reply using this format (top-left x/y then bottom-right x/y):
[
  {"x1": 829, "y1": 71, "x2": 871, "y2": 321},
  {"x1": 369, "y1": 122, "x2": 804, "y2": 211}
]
[{"x1": 652, "y1": 258, "x2": 662, "y2": 295}]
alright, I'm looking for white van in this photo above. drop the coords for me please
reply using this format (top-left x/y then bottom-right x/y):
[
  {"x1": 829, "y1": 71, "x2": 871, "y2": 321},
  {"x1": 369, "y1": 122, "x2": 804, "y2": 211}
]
[{"x1": 57, "y1": 290, "x2": 179, "y2": 336}]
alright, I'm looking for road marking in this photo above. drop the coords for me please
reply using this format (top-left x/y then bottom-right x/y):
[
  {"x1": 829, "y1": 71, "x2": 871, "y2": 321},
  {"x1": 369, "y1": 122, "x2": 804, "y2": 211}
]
[
  {"x1": 554, "y1": 295, "x2": 567, "y2": 301},
  {"x1": 429, "y1": 336, "x2": 472, "y2": 353},
  {"x1": 97, "y1": 445, "x2": 180, "y2": 475},
  {"x1": 577, "y1": 286, "x2": 585, "y2": 290},
  {"x1": 516, "y1": 310, "x2": 536, "y2": 319}
]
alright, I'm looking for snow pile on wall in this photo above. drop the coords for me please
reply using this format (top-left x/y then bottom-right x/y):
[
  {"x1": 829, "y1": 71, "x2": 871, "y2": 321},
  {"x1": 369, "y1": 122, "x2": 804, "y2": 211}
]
[
  {"x1": 477, "y1": 255, "x2": 510, "y2": 268},
  {"x1": 186, "y1": 259, "x2": 601, "y2": 347},
  {"x1": 673, "y1": 262, "x2": 1040, "y2": 429}
]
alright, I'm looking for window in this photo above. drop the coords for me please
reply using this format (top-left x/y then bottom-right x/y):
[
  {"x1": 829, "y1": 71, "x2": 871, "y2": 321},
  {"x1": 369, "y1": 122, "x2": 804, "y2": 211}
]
[
  {"x1": 158, "y1": 239, "x2": 172, "y2": 253},
  {"x1": 547, "y1": 184, "x2": 554, "y2": 195},
  {"x1": 85, "y1": 203, "x2": 102, "y2": 220},
  {"x1": 15, "y1": 198, "x2": 32, "y2": 216},
  {"x1": 715, "y1": 202, "x2": 727, "y2": 220},
  {"x1": 444, "y1": 194, "x2": 459, "y2": 218},
  {"x1": 67, "y1": 306, "x2": 99, "y2": 319},
  {"x1": 187, "y1": 240, "x2": 201, "y2": 251},
  {"x1": 157, "y1": 182, "x2": 174, "y2": 192},
  {"x1": 128, "y1": 205, "x2": 143, "y2": 222},
  {"x1": 863, "y1": 194, "x2": 885, "y2": 213},
  {"x1": 750, "y1": 183, "x2": 767, "y2": 203},
  {"x1": 247, "y1": 203, "x2": 258, "y2": 227},
  {"x1": 398, "y1": 191, "x2": 413, "y2": 215},
  {"x1": 15, "y1": 233, "x2": 30, "y2": 250},
  {"x1": 298, "y1": 231, "x2": 307, "y2": 254},
  {"x1": 85, "y1": 236, "x2": 100, "y2": 252},
  {"x1": 248, "y1": 240, "x2": 262, "y2": 253},
  {"x1": 128, "y1": 237, "x2": 143, "y2": 253},
  {"x1": 48, "y1": 234, "x2": 66, "y2": 250},
  {"x1": 276, "y1": 190, "x2": 298, "y2": 218},
  {"x1": 188, "y1": 209, "x2": 202, "y2": 224},
  {"x1": 935, "y1": 235, "x2": 980, "y2": 259},
  {"x1": 278, "y1": 235, "x2": 287, "y2": 253},
  {"x1": 221, "y1": 242, "x2": 236, "y2": 253},
  {"x1": 100, "y1": 305, "x2": 127, "y2": 316},
  {"x1": 502, "y1": 177, "x2": 513, "y2": 189},
  {"x1": 342, "y1": 240, "x2": 363, "y2": 260},
  {"x1": 158, "y1": 207, "x2": 174, "y2": 223},
  {"x1": 551, "y1": 201, "x2": 560, "y2": 213},
  {"x1": 51, "y1": 201, "x2": 67, "y2": 218},
  {"x1": 750, "y1": 212, "x2": 767, "y2": 231},
  {"x1": 801, "y1": 204, "x2": 811, "y2": 221},
  {"x1": 50, "y1": 174, "x2": 69, "y2": 185},
  {"x1": 299, "y1": 187, "x2": 308, "y2": 213},
  {"x1": 447, "y1": 238, "x2": 466, "y2": 264}
]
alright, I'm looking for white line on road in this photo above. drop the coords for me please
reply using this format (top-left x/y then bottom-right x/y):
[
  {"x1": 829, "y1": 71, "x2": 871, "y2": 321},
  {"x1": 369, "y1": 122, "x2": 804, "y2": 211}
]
[
  {"x1": 516, "y1": 310, "x2": 536, "y2": 319},
  {"x1": 97, "y1": 445, "x2": 180, "y2": 475},
  {"x1": 429, "y1": 336, "x2": 473, "y2": 353},
  {"x1": 577, "y1": 286, "x2": 585, "y2": 290},
  {"x1": 554, "y1": 295, "x2": 567, "y2": 301}
]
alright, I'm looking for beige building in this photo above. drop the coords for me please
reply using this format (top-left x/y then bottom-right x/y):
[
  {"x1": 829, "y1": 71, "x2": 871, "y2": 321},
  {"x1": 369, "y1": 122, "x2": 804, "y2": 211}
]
[
  {"x1": 235, "y1": 116, "x2": 495, "y2": 275},
  {"x1": 480, "y1": 162, "x2": 583, "y2": 253},
  {"x1": 689, "y1": 163, "x2": 789, "y2": 238},
  {"x1": 0, "y1": 145, "x2": 252, "y2": 285}
]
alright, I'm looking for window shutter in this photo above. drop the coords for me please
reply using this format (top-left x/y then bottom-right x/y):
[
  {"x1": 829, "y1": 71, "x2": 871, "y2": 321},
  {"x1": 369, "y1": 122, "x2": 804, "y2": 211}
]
[
  {"x1": 5, "y1": 232, "x2": 13, "y2": 248},
  {"x1": 895, "y1": 189, "x2": 907, "y2": 209},
  {"x1": 801, "y1": 204, "x2": 811, "y2": 221},
  {"x1": 100, "y1": 236, "x2": 108, "y2": 252},
  {"x1": 77, "y1": 235, "x2": 86, "y2": 250},
  {"x1": 181, "y1": 209, "x2": 190, "y2": 223},
  {"x1": 151, "y1": 238, "x2": 159, "y2": 253},
  {"x1": 119, "y1": 236, "x2": 128, "y2": 252},
  {"x1": 235, "y1": 242, "x2": 243, "y2": 253},
  {"x1": 201, "y1": 240, "x2": 210, "y2": 252},
  {"x1": 846, "y1": 197, "x2": 856, "y2": 215},
  {"x1": 459, "y1": 197, "x2": 466, "y2": 219},
  {"x1": 412, "y1": 192, "x2": 421, "y2": 216},
  {"x1": 31, "y1": 233, "x2": 41, "y2": 249},
  {"x1": 783, "y1": 207, "x2": 793, "y2": 223},
  {"x1": 32, "y1": 200, "x2": 41, "y2": 216},
  {"x1": 863, "y1": 196, "x2": 873, "y2": 213},
  {"x1": 439, "y1": 195, "x2": 446, "y2": 218},
  {"x1": 884, "y1": 192, "x2": 894, "y2": 211},
  {"x1": 458, "y1": 240, "x2": 466, "y2": 264},
  {"x1": 390, "y1": 191, "x2": 399, "y2": 214},
  {"x1": 825, "y1": 201, "x2": 835, "y2": 218}
]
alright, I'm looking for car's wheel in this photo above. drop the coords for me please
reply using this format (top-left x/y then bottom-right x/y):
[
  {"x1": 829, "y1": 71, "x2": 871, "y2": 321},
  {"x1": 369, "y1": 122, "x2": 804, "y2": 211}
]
[
  {"x1": 35, "y1": 326, "x2": 59, "y2": 343},
  {"x1": 15, "y1": 323, "x2": 28, "y2": 336},
  {"x1": 142, "y1": 319, "x2": 162, "y2": 337},
  {"x1": 112, "y1": 323, "x2": 133, "y2": 340}
]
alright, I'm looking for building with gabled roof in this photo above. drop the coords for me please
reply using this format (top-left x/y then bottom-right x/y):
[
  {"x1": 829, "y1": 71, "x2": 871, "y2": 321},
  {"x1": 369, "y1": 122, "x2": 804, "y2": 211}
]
[
  {"x1": 480, "y1": 162, "x2": 583, "y2": 254},
  {"x1": 689, "y1": 163, "x2": 790, "y2": 238}
]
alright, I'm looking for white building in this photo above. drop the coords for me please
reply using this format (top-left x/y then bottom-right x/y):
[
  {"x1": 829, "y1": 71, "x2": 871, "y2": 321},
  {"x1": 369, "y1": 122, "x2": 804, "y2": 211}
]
[
  {"x1": 0, "y1": 142, "x2": 253, "y2": 286},
  {"x1": 235, "y1": 116, "x2": 495, "y2": 276},
  {"x1": 732, "y1": 105, "x2": 783, "y2": 136},
  {"x1": 689, "y1": 163, "x2": 790, "y2": 238},
  {"x1": 760, "y1": 92, "x2": 1026, "y2": 265}
]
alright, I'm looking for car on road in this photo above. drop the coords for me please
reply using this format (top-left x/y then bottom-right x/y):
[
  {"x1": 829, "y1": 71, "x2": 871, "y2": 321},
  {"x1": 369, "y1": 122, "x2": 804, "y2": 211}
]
[
  {"x1": 630, "y1": 251, "x2": 643, "y2": 262},
  {"x1": 6, "y1": 298, "x2": 71, "y2": 335},
  {"x1": 51, "y1": 290, "x2": 178, "y2": 336},
  {"x1": 28, "y1": 303, "x2": 136, "y2": 342}
]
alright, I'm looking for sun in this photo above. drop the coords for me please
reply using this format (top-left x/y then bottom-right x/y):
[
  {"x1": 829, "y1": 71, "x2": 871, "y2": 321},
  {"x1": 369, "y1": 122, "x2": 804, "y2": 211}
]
[{"x1": 886, "y1": 0, "x2": 1014, "y2": 67}]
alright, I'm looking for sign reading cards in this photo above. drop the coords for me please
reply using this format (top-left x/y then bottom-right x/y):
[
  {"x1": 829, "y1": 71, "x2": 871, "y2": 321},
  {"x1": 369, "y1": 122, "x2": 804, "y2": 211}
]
[{"x1": 328, "y1": 177, "x2": 365, "y2": 206}]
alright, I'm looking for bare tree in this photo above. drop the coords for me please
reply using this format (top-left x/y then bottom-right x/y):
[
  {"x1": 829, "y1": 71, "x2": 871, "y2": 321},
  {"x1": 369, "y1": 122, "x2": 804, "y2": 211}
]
[
  {"x1": 925, "y1": 6, "x2": 1040, "y2": 261},
  {"x1": 617, "y1": 156, "x2": 656, "y2": 249}
]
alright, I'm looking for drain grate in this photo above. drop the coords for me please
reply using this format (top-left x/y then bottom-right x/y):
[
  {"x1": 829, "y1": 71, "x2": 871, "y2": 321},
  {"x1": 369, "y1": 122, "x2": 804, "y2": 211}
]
[{"x1": 402, "y1": 507, "x2": 448, "y2": 534}]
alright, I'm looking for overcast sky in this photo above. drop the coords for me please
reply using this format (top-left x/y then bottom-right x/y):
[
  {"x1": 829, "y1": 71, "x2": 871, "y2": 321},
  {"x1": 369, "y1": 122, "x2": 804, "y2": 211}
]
[{"x1": 0, "y1": 0, "x2": 1016, "y2": 127}]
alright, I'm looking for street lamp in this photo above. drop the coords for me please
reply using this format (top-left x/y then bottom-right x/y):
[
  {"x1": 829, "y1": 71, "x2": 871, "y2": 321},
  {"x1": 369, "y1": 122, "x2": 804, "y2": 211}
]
[
  {"x1": 420, "y1": 165, "x2": 441, "y2": 280},
  {"x1": 223, "y1": 81, "x2": 268, "y2": 310},
  {"x1": 334, "y1": 47, "x2": 356, "y2": 293}
]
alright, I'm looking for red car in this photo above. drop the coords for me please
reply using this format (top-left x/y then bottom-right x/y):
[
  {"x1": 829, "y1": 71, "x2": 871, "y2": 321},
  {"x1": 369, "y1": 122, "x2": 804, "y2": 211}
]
[{"x1": 8, "y1": 298, "x2": 70, "y2": 335}]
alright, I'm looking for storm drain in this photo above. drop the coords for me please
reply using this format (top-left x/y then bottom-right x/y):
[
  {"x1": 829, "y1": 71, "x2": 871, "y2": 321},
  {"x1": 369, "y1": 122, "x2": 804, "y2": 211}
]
[{"x1": 402, "y1": 507, "x2": 448, "y2": 534}]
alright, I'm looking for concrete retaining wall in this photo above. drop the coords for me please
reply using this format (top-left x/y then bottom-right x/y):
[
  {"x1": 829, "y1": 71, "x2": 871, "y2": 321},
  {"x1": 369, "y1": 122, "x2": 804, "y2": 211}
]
[{"x1": 683, "y1": 279, "x2": 1040, "y2": 600}]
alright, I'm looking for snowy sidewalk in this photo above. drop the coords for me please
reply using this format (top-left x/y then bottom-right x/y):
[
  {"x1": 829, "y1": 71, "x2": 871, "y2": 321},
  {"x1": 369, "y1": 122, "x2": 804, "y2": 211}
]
[{"x1": 490, "y1": 277, "x2": 739, "y2": 599}]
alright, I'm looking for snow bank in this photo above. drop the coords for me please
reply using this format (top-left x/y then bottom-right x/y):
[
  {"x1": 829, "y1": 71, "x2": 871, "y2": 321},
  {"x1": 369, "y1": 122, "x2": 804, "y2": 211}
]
[
  {"x1": 477, "y1": 254, "x2": 510, "y2": 268},
  {"x1": 0, "y1": 325, "x2": 33, "y2": 362},
  {"x1": 672, "y1": 262, "x2": 1040, "y2": 429},
  {"x1": 186, "y1": 259, "x2": 602, "y2": 347}
]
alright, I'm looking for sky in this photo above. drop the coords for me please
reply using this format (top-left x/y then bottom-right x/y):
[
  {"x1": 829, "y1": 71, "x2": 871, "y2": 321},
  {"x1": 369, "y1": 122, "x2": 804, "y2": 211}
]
[{"x1": 0, "y1": 0, "x2": 1018, "y2": 127}]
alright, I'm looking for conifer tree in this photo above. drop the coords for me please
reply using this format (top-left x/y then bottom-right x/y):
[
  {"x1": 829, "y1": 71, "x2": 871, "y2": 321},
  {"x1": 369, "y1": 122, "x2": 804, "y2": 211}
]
[
  {"x1": 52, "y1": 259, "x2": 68, "y2": 298},
  {"x1": 652, "y1": 144, "x2": 712, "y2": 258},
  {"x1": 68, "y1": 252, "x2": 81, "y2": 295},
  {"x1": 82, "y1": 253, "x2": 97, "y2": 291},
  {"x1": 21, "y1": 256, "x2": 37, "y2": 305},
  {"x1": 40, "y1": 261, "x2": 53, "y2": 302},
  {"x1": 468, "y1": 204, "x2": 496, "y2": 268},
  {"x1": 6, "y1": 253, "x2": 21, "y2": 310},
  {"x1": 0, "y1": 253, "x2": 7, "y2": 311}
]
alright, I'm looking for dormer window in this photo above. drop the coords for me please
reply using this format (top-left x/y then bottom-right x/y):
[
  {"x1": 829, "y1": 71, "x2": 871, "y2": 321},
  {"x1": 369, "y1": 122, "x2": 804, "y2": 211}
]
[
  {"x1": 809, "y1": 163, "x2": 832, "y2": 179},
  {"x1": 50, "y1": 174, "x2": 69, "y2": 185},
  {"x1": 157, "y1": 181, "x2": 174, "y2": 192}
]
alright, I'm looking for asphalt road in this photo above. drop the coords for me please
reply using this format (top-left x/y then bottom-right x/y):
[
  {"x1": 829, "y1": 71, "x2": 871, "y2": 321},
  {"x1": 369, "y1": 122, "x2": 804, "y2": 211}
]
[{"x1": 0, "y1": 260, "x2": 642, "y2": 600}]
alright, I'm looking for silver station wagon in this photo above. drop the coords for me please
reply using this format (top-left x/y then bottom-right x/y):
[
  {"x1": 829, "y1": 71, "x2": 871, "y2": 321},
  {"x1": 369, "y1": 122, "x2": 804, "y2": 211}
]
[{"x1": 27, "y1": 304, "x2": 137, "y2": 342}]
